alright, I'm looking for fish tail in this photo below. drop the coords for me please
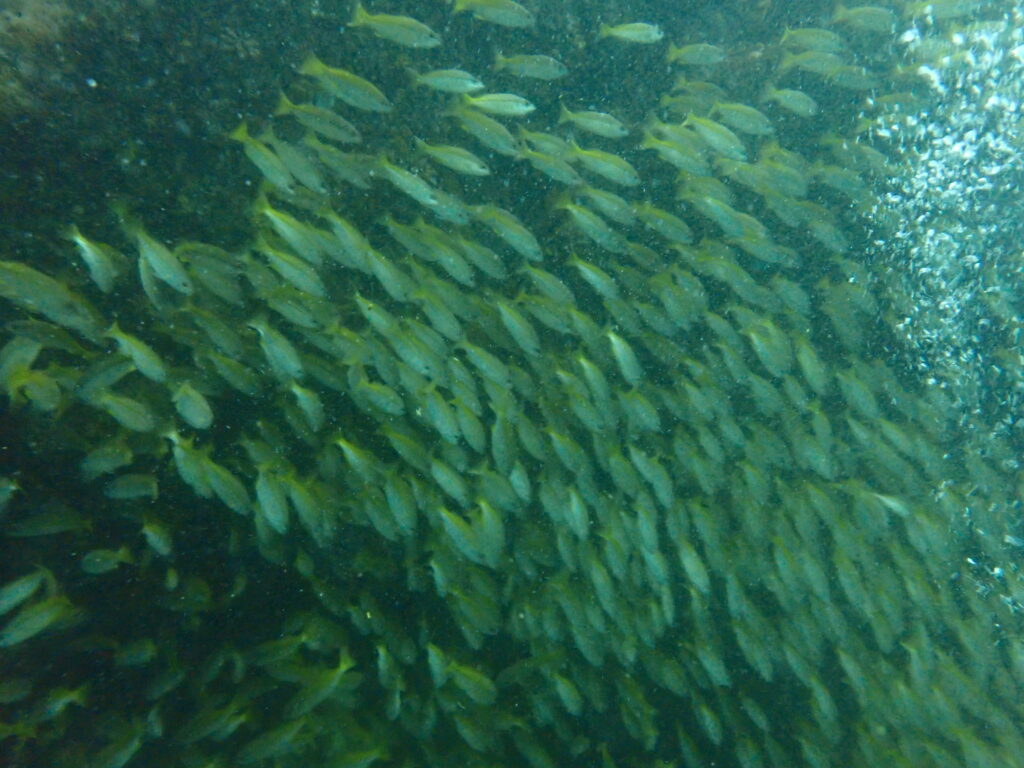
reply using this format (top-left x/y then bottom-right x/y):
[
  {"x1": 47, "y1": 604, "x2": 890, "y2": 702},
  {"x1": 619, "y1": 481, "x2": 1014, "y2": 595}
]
[
  {"x1": 228, "y1": 121, "x2": 250, "y2": 143},
  {"x1": 299, "y1": 54, "x2": 323, "y2": 76},
  {"x1": 350, "y1": 1, "x2": 368, "y2": 26},
  {"x1": 274, "y1": 92, "x2": 294, "y2": 116}
]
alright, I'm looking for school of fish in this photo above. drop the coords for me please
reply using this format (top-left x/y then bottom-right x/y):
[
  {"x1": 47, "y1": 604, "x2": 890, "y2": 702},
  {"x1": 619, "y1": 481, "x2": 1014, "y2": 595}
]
[{"x1": 1, "y1": 1, "x2": 1023, "y2": 767}]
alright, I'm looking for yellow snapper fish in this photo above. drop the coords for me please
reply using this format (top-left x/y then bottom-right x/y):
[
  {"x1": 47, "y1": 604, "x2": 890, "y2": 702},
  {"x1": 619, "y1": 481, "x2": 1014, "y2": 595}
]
[
  {"x1": 274, "y1": 92, "x2": 362, "y2": 144},
  {"x1": 410, "y1": 67, "x2": 485, "y2": 94},
  {"x1": 452, "y1": 0, "x2": 535, "y2": 28},
  {"x1": 493, "y1": 52, "x2": 568, "y2": 80},
  {"x1": 228, "y1": 121, "x2": 295, "y2": 194},
  {"x1": 299, "y1": 55, "x2": 393, "y2": 112},
  {"x1": 0, "y1": 260, "x2": 102, "y2": 340},
  {"x1": 63, "y1": 224, "x2": 125, "y2": 294},
  {"x1": 558, "y1": 104, "x2": 628, "y2": 139},
  {"x1": 461, "y1": 92, "x2": 536, "y2": 117},
  {"x1": 599, "y1": 22, "x2": 664, "y2": 44},
  {"x1": 414, "y1": 137, "x2": 491, "y2": 176},
  {"x1": 348, "y1": 2, "x2": 441, "y2": 48},
  {"x1": 666, "y1": 42, "x2": 726, "y2": 65}
]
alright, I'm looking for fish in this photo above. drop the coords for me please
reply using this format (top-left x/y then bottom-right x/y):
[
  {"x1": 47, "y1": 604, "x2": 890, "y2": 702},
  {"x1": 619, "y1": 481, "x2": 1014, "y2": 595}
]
[
  {"x1": 0, "y1": 569, "x2": 50, "y2": 616},
  {"x1": 348, "y1": 2, "x2": 441, "y2": 48},
  {"x1": 237, "y1": 719, "x2": 306, "y2": 764},
  {"x1": 299, "y1": 55, "x2": 393, "y2": 112},
  {"x1": 104, "y1": 473, "x2": 158, "y2": 500},
  {"x1": 203, "y1": 457, "x2": 252, "y2": 515},
  {"x1": 599, "y1": 22, "x2": 664, "y2": 44},
  {"x1": 64, "y1": 224, "x2": 125, "y2": 293},
  {"x1": 666, "y1": 42, "x2": 726, "y2": 65},
  {"x1": 778, "y1": 50, "x2": 846, "y2": 76},
  {"x1": 92, "y1": 391, "x2": 158, "y2": 433},
  {"x1": 275, "y1": 92, "x2": 362, "y2": 143},
  {"x1": 519, "y1": 146, "x2": 582, "y2": 185},
  {"x1": 831, "y1": 4, "x2": 896, "y2": 33},
  {"x1": 248, "y1": 316, "x2": 304, "y2": 381},
  {"x1": 431, "y1": 458, "x2": 471, "y2": 507},
  {"x1": 410, "y1": 68, "x2": 485, "y2": 93},
  {"x1": 80, "y1": 441, "x2": 133, "y2": 481},
  {"x1": 255, "y1": 238, "x2": 328, "y2": 297},
  {"x1": 578, "y1": 185, "x2": 636, "y2": 226},
  {"x1": 519, "y1": 127, "x2": 572, "y2": 158},
  {"x1": 261, "y1": 130, "x2": 328, "y2": 194},
  {"x1": 289, "y1": 381, "x2": 325, "y2": 432},
  {"x1": 553, "y1": 674, "x2": 583, "y2": 715},
  {"x1": 32, "y1": 683, "x2": 89, "y2": 721},
  {"x1": 203, "y1": 351, "x2": 261, "y2": 396},
  {"x1": 254, "y1": 467, "x2": 291, "y2": 534},
  {"x1": 683, "y1": 114, "x2": 747, "y2": 160},
  {"x1": 172, "y1": 381, "x2": 214, "y2": 429},
  {"x1": 0, "y1": 335, "x2": 41, "y2": 393},
  {"x1": 179, "y1": 243, "x2": 245, "y2": 306},
  {"x1": 471, "y1": 204, "x2": 542, "y2": 261},
  {"x1": 255, "y1": 197, "x2": 325, "y2": 265},
  {"x1": 446, "y1": 103, "x2": 521, "y2": 156},
  {"x1": 318, "y1": 208, "x2": 373, "y2": 272},
  {"x1": 459, "y1": 339, "x2": 512, "y2": 389},
  {"x1": 455, "y1": 236, "x2": 507, "y2": 280},
  {"x1": 461, "y1": 92, "x2": 536, "y2": 117},
  {"x1": 364, "y1": 249, "x2": 415, "y2": 303},
  {"x1": 495, "y1": 298, "x2": 542, "y2": 357},
  {"x1": 303, "y1": 135, "x2": 375, "y2": 190},
  {"x1": 779, "y1": 27, "x2": 845, "y2": 53},
  {"x1": 452, "y1": 0, "x2": 535, "y2": 28},
  {"x1": 453, "y1": 397, "x2": 486, "y2": 451},
  {"x1": 0, "y1": 260, "x2": 102, "y2": 340},
  {"x1": 0, "y1": 595, "x2": 79, "y2": 646},
  {"x1": 141, "y1": 517, "x2": 173, "y2": 557},
  {"x1": 283, "y1": 648, "x2": 356, "y2": 718},
  {"x1": 81, "y1": 546, "x2": 134, "y2": 574},
  {"x1": 104, "y1": 322, "x2": 167, "y2": 382},
  {"x1": 448, "y1": 660, "x2": 498, "y2": 705},
  {"x1": 228, "y1": 121, "x2": 296, "y2": 194},
  {"x1": 569, "y1": 142, "x2": 641, "y2": 186},
  {"x1": 711, "y1": 102, "x2": 774, "y2": 136},
  {"x1": 414, "y1": 138, "x2": 491, "y2": 176},
  {"x1": 606, "y1": 329, "x2": 643, "y2": 386},
  {"x1": 568, "y1": 254, "x2": 621, "y2": 300},
  {"x1": 134, "y1": 229, "x2": 195, "y2": 299},
  {"x1": 761, "y1": 86, "x2": 819, "y2": 117},
  {"x1": 493, "y1": 52, "x2": 568, "y2": 80},
  {"x1": 4, "y1": 505, "x2": 91, "y2": 536},
  {"x1": 741, "y1": 318, "x2": 794, "y2": 378},
  {"x1": 812, "y1": 162, "x2": 866, "y2": 198},
  {"x1": 438, "y1": 507, "x2": 485, "y2": 563},
  {"x1": 558, "y1": 105, "x2": 629, "y2": 139},
  {"x1": 559, "y1": 203, "x2": 628, "y2": 253},
  {"x1": 376, "y1": 156, "x2": 440, "y2": 208},
  {"x1": 634, "y1": 202, "x2": 694, "y2": 244},
  {"x1": 640, "y1": 130, "x2": 709, "y2": 175}
]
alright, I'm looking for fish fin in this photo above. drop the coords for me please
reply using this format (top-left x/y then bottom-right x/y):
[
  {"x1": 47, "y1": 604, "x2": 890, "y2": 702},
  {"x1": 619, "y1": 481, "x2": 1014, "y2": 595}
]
[
  {"x1": 228, "y1": 121, "x2": 250, "y2": 143},
  {"x1": 273, "y1": 92, "x2": 294, "y2": 116}
]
